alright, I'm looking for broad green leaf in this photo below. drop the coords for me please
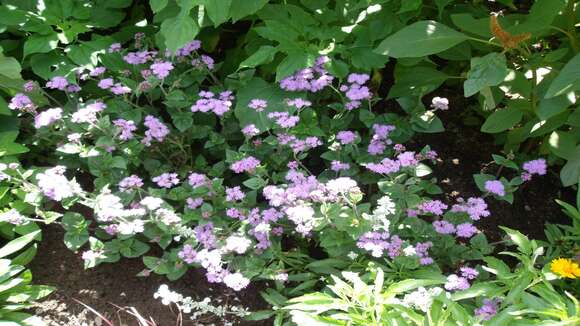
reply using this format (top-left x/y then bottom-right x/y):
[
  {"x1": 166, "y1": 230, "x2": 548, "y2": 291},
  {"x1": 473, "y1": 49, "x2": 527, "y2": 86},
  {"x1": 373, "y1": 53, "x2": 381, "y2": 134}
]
[
  {"x1": 537, "y1": 94, "x2": 576, "y2": 120},
  {"x1": 150, "y1": 0, "x2": 168, "y2": 13},
  {"x1": 161, "y1": 13, "x2": 199, "y2": 54},
  {"x1": 481, "y1": 106, "x2": 523, "y2": 133},
  {"x1": 511, "y1": 0, "x2": 567, "y2": 34},
  {"x1": 374, "y1": 21, "x2": 468, "y2": 58},
  {"x1": 238, "y1": 45, "x2": 278, "y2": 70},
  {"x1": 229, "y1": 0, "x2": 268, "y2": 22},
  {"x1": 234, "y1": 78, "x2": 293, "y2": 131},
  {"x1": 0, "y1": 53, "x2": 22, "y2": 80},
  {"x1": 275, "y1": 51, "x2": 316, "y2": 81},
  {"x1": 204, "y1": 0, "x2": 232, "y2": 26},
  {"x1": 545, "y1": 54, "x2": 580, "y2": 98},
  {"x1": 23, "y1": 33, "x2": 59, "y2": 58},
  {"x1": 561, "y1": 145, "x2": 580, "y2": 186},
  {"x1": 548, "y1": 131, "x2": 576, "y2": 160},
  {"x1": 389, "y1": 66, "x2": 448, "y2": 98},
  {"x1": 464, "y1": 53, "x2": 510, "y2": 97}
]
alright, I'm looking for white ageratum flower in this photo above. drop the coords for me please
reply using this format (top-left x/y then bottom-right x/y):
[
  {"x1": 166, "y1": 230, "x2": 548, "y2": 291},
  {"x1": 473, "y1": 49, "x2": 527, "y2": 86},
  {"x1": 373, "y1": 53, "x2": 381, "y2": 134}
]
[
  {"x1": 0, "y1": 209, "x2": 25, "y2": 225},
  {"x1": 223, "y1": 272, "x2": 250, "y2": 291},
  {"x1": 196, "y1": 249, "x2": 222, "y2": 269},
  {"x1": 402, "y1": 287, "x2": 443, "y2": 312},
  {"x1": 156, "y1": 208, "x2": 181, "y2": 224},
  {"x1": 430, "y1": 97, "x2": 449, "y2": 111},
  {"x1": 94, "y1": 192, "x2": 124, "y2": 222},
  {"x1": 403, "y1": 245, "x2": 417, "y2": 256},
  {"x1": 35, "y1": 166, "x2": 80, "y2": 201},
  {"x1": 154, "y1": 284, "x2": 183, "y2": 305},
  {"x1": 224, "y1": 235, "x2": 252, "y2": 254},
  {"x1": 347, "y1": 251, "x2": 359, "y2": 260},
  {"x1": 326, "y1": 177, "x2": 358, "y2": 194},
  {"x1": 117, "y1": 219, "x2": 145, "y2": 235},
  {"x1": 140, "y1": 196, "x2": 163, "y2": 210}
]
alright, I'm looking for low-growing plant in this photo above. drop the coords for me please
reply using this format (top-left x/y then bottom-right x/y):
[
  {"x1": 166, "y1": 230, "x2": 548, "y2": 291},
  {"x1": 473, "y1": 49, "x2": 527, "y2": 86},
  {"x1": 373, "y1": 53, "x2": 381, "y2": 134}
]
[{"x1": 285, "y1": 227, "x2": 580, "y2": 325}]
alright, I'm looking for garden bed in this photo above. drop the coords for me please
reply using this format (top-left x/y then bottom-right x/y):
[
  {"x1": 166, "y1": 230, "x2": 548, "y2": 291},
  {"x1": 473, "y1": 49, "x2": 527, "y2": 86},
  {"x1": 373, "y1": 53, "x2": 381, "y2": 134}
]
[{"x1": 29, "y1": 104, "x2": 572, "y2": 325}]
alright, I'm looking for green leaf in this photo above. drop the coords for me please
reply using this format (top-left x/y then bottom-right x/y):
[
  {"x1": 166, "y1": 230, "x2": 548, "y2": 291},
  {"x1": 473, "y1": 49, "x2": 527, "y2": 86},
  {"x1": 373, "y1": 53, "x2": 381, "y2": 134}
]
[
  {"x1": 238, "y1": 45, "x2": 278, "y2": 70},
  {"x1": 23, "y1": 33, "x2": 59, "y2": 58},
  {"x1": 0, "y1": 53, "x2": 22, "y2": 80},
  {"x1": 561, "y1": 145, "x2": 580, "y2": 186},
  {"x1": 537, "y1": 94, "x2": 575, "y2": 120},
  {"x1": 545, "y1": 54, "x2": 580, "y2": 98},
  {"x1": 374, "y1": 21, "x2": 468, "y2": 58},
  {"x1": 499, "y1": 226, "x2": 532, "y2": 254},
  {"x1": 0, "y1": 230, "x2": 40, "y2": 259},
  {"x1": 234, "y1": 78, "x2": 294, "y2": 131},
  {"x1": 481, "y1": 106, "x2": 523, "y2": 133},
  {"x1": 161, "y1": 13, "x2": 200, "y2": 54},
  {"x1": 276, "y1": 51, "x2": 316, "y2": 81},
  {"x1": 204, "y1": 0, "x2": 232, "y2": 26},
  {"x1": 229, "y1": 0, "x2": 268, "y2": 22},
  {"x1": 464, "y1": 53, "x2": 510, "y2": 97},
  {"x1": 150, "y1": 0, "x2": 168, "y2": 13},
  {"x1": 548, "y1": 131, "x2": 576, "y2": 160}
]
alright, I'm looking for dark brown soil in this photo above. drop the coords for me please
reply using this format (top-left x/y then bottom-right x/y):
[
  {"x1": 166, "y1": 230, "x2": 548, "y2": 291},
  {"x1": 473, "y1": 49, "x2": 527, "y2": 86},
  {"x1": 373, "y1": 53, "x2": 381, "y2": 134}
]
[
  {"x1": 413, "y1": 97, "x2": 573, "y2": 242},
  {"x1": 30, "y1": 225, "x2": 269, "y2": 326}
]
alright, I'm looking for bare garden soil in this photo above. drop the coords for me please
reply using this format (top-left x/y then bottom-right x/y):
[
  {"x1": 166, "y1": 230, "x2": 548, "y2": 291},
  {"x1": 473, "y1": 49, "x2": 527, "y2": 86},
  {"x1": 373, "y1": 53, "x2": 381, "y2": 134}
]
[{"x1": 29, "y1": 97, "x2": 572, "y2": 325}]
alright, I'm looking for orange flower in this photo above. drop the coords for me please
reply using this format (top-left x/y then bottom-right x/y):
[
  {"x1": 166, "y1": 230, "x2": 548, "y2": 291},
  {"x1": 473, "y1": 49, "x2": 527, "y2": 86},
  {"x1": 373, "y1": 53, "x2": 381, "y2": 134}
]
[{"x1": 490, "y1": 15, "x2": 531, "y2": 50}]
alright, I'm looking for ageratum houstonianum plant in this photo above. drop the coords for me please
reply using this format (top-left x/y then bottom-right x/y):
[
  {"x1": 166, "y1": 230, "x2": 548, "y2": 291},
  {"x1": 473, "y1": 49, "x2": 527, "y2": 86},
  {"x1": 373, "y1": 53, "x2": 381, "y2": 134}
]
[{"x1": 5, "y1": 35, "x2": 547, "y2": 297}]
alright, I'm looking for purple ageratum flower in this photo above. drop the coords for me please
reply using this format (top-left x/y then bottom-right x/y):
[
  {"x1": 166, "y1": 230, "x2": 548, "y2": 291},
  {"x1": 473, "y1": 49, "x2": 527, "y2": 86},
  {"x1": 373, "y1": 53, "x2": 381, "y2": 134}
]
[
  {"x1": 225, "y1": 186, "x2": 245, "y2": 202},
  {"x1": 415, "y1": 241, "x2": 434, "y2": 265},
  {"x1": 286, "y1": 98, "x2": 312, "y2": 109},
  {"x1": 187, "y1": 173, "x2": 207, "y2": 188},
  {"x1": 475, "y1": 299, "x2": 500, "y2": 320},
  {"x1": 194, "y1": 223, "x2": 216, "y2": 249},
  {"x1": 175, "y1": 40, "x2": 201, "y2": 57},
  {"x1": 485, "y1": 180, "x2": 505, "y2": 196},
  {"x1": 152, "y1": 173, "x2": 179, "y2": 188},
  {"x1": 522, "y1": 159, "x2": 547, "y2": 176},
  {"x1": 367, "y1": 140, "x2": 386, "y2": 155},
  {"x1": 110, "y1": 83, "x2": 131, "y2": 95},
  {"x1": 347, "y1": 73, "x2": 370, "y2": 85},
  {"x1": 331, "y1": 161, "x2": 350, "y2": 172},
  {"x1": 460, "y1": 266, "x2": 479, "y2": 280},
  {"x1": 46, "y1": 76, "x2": 68, "y2": 90},
  {"x1": 123, "y1": 50, "x2": 156, "y2": 65},
  {"x1": 89, "y1": 67, "x2": 106, "y2": 77},
  {"x1": 336, "y1": 131, "x2": 356, "y2": 145},
  {"x1": 445, "y1": 274, "x2": 470, "y2": 291},
  {"x1": 451, "y1": 197, "x2": 490, "y2": 220},
  {"x1": 418, "y1": 200, "x2": 448, "y2": 215},
  {"x1": 373, "y1": 124, "x2": 396, "y2": 140},
  {"x1": 8, "y1": 93, "x2": 35, "y2": 111},
  {"x1": 431, "y1": 97, "x2": 449, "y2": 111},
  {"x1": 71, "y1": 102, "x2": 106, "y2": 124},
  {"x1": 119, "y1": 175, "x2": 143, "y2": 192},
  {"x1": 397, "y1": 151, "x2": 419, "y2": 167},
  {"x1": 113, "y1": 119, "x2": 137, "y2": 141},
  {"x1": 23, "y1": 81, "x2": 35, "y2": 92},
  {"x1": 268, "y1": 112, "x2": 300, "y2": 128},
  {"x1": 191, "y1": 90, "x2": 234, "y2": 116},
  {"x1": 456, "y1": 223, "x2": 478, "y2": 238},
  {"x1": 142, "y1": 115, "x2": 169, "y2": 146},
  {"x1": 433, "y1": 220, "x2": 456, "y2": 235},
  {"x1": 108, "y1": 43, "x2": 122, "y2": 53},
  {"x1": 356, "y1": 231, "x2": 391, "y2": 257},
  {"x1": 230, "y1": 156, "x2": 260, "y2": 174},
  {"x1": 186, "y1": 197, "x2": 203, "y2": 209},
  {"x1": 150, "y1": 61, "x2": 174, "y2": 79},
  {"x1": 366, "y1": 158, "x2": 401, "y2": 175},
  {"x1": 34, "y1": 108, "x2": 62, "y2": 129},
  {"x1": 98, "y1": 78, "x2": 114, "y2": 89},
  {"x1": 248, "y1": 99, "x2": 267, "y2": 112},
  {"x1": 242, "y1": 124, "x2": 260, "y2": 137},
  {"x1": 177, "y1": 244, "x2": 197, "y2": 264},
  {"x1": 279, "y1": 56, "x2": 334, "y2": 93},
  {"x1": 66, "y1": 84, "x2": 81, "y2": 93}
]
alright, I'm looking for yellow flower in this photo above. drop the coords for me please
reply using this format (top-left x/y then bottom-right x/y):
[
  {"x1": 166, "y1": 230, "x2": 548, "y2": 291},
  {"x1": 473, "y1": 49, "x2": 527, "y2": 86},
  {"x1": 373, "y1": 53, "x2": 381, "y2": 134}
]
[{"x1": 550, "y1": 258, "x2": 580, "y2": 279}]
